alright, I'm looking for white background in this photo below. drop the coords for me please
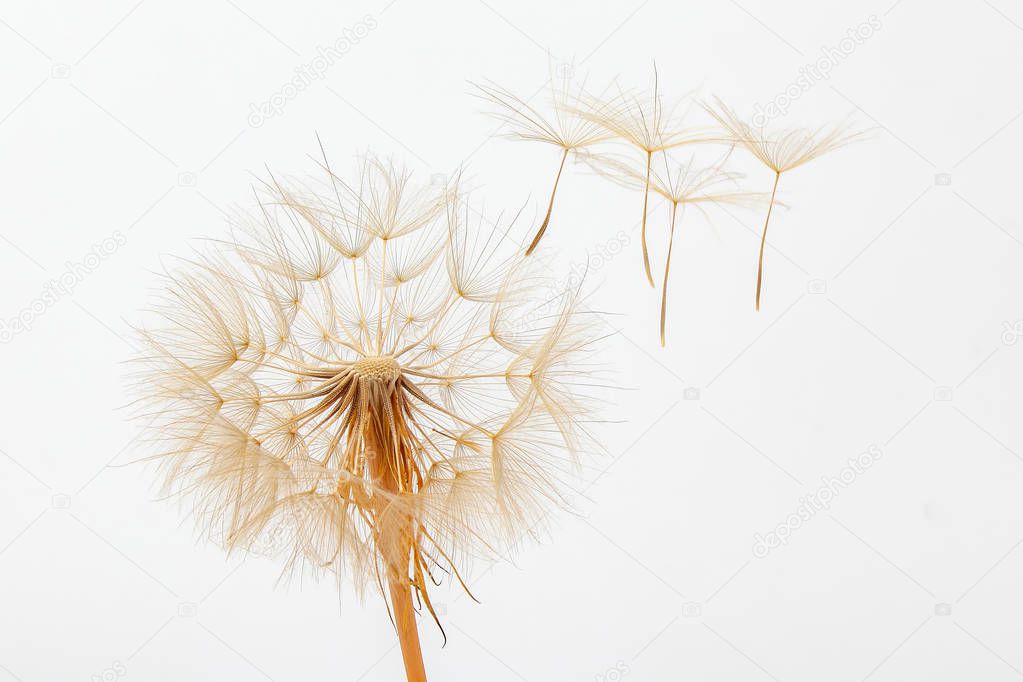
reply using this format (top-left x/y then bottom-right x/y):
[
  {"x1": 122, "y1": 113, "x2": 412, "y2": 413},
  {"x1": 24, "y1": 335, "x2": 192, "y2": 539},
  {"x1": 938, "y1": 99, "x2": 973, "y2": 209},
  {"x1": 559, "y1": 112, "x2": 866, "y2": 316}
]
[{"x1": 1, "y1": 0, "x2": 1022, "y2": 680}]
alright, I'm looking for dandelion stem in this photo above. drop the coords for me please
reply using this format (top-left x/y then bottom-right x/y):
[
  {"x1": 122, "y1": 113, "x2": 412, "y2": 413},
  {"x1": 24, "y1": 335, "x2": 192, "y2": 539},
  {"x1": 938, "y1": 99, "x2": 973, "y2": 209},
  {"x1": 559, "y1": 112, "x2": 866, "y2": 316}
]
[
  {"x1": 660, "y1": 202, "x2": 680, "y2": 347},
  {"x1": 387, "y1": 572, "x2": 427, "y2": 682},
  {"x1": 755, "y1": 171, "x2": 781, "y2": 312},
  {"x1": 640, "y1": 150, "x2": 654, "y2": 287},
  {"x1": 526, "y1": 147, "x2": 570, "y2": 256},
  {"x1": 367, "y1": 421, "x2": 428, "y2": 682}
]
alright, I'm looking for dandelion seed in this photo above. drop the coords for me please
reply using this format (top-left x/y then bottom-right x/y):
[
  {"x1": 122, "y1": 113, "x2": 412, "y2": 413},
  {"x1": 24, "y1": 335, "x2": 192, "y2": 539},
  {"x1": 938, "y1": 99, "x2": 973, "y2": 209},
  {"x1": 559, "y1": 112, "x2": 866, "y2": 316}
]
[
  {"x1": 703, "y1": 96, "x2": 864, "y2": 310},
  {"x1": 584, "y1": 147, "x2": 767, "y2": 344},
  {"x1": 573, "y1": 66, "x2": 719, "y2": 287},
  {"x1": 130, "y1": 147, "x2": 600, "y2": 682},
  {"x1": 472, "y1": 66, "x2": 611, "y2": 255}
]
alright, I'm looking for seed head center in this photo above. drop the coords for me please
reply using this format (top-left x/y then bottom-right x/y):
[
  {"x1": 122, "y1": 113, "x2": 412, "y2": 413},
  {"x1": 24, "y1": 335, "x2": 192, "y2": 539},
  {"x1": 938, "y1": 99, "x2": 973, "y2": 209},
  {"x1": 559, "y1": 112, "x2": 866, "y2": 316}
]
[{"x1": 351, "y1": 355, "x2": 401, "y2": 383}]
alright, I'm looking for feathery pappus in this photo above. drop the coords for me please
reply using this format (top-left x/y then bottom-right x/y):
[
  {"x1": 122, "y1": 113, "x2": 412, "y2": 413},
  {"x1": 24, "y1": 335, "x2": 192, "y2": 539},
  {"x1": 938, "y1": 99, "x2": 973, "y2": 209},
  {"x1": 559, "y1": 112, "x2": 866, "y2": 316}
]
[
  {"x1": 129, "y1": 146, "x2": 603, "y2": 681},
  {"x1": 477, "y1": 66, "x2": 864, "y2": 340}
]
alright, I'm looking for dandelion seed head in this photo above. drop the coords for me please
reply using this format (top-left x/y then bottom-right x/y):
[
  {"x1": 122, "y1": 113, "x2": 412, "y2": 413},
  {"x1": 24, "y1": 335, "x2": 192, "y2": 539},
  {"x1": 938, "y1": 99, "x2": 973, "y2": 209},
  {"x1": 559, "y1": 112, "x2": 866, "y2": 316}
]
[
  {"x1": 130, "y1": 149, "x2": 600, "y2": 620},
  {"x1": 351, "y1": 355, "x2": 402, "y2": 383}
]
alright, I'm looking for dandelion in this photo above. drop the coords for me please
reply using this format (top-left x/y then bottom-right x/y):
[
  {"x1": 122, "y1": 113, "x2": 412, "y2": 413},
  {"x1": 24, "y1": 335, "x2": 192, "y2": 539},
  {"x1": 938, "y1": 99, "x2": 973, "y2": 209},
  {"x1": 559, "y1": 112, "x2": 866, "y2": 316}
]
[
  {"x1": 130, "y1": 147, "x2": 600, "y2": 682},
  {"x1": 585, "y1": 148, "x2": 766, "y2": 345},
  {"x1": 573, "y1": 66, "x2": 718, "y2": 287},
  {"x1": 703, "y1": 97, "x2": 864, "y2": 310},
  {"x1": 472, "y1": 68, "x2": 611, "y2": 255}
]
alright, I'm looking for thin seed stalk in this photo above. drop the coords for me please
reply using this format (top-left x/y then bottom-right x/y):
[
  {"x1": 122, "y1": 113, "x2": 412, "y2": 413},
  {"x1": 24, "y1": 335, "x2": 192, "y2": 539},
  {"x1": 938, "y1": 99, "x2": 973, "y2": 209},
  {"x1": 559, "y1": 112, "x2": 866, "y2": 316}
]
[
  {"x1": 526, "y1": 147, "x2": 570, "y2": 256},
  {"x1": 755, "y1": 171, "x2": 781, "y2": 312},
  {"x1": 367, "y1": 414, "x2": 427, "y2": 682},
  {"x1": 376, "y1": 238, "x2": 388, "y2": 352},
  {"x1": 640, "y1": 150, "x2": 654, "y2": 287},
  {"x1": 659, "y1": 202, "x2": 680, "y2": 347}
]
